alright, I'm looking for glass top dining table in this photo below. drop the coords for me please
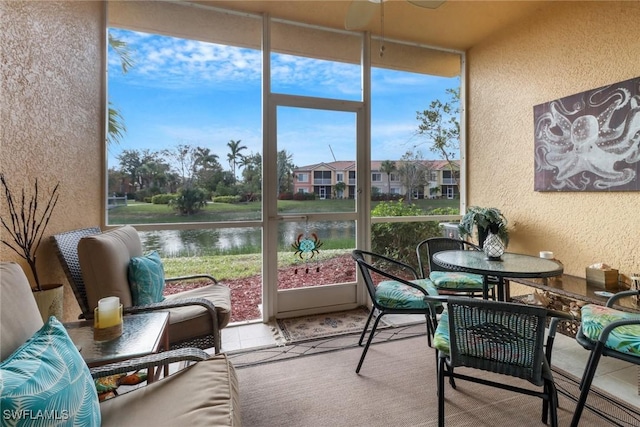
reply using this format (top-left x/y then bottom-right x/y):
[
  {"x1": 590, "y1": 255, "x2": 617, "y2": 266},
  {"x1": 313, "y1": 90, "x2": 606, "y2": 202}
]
[{"x1": 431, "y1": 250, "x2": 564, "y2": 301}]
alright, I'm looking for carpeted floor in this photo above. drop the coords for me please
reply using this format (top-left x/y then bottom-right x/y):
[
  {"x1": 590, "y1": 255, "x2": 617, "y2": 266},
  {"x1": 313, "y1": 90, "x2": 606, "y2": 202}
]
[
  {"x1": 235, "y1": 335, "x2": 640, "y2": 426},
  {"x1": 229, "y1": 321, "x2": 427, "y2": 367}
]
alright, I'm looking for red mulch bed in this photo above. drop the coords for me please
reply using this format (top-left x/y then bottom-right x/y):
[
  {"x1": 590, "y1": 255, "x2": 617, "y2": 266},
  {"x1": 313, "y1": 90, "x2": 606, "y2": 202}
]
[{"x1": 164, "y1": 254, "x2": 356, "y2": 323}]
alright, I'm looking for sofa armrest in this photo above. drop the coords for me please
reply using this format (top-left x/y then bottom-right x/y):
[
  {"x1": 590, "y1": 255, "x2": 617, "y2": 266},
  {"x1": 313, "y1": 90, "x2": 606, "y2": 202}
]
[
  {"x1": 85, "y1": 298, "x2": 218, "y2": 321},
  {"x1": 89, "y1": 347, "x2": 210, "y2": 379}
]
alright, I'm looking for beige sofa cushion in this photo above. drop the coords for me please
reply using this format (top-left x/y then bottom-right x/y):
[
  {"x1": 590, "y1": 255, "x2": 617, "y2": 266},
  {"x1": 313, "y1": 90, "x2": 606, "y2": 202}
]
[
  {"x1": 78, "y1": 225, "x2": 142, "y2": 310},
  {"x1": 164, "y1": 284, "x2": 232, "y2": 343},
  {"x1": 99, "y1": 354, "x2": 241, "y2": 426},
  {"x1": 0, "y1": 262, "x2": 44, "y2": 360}
]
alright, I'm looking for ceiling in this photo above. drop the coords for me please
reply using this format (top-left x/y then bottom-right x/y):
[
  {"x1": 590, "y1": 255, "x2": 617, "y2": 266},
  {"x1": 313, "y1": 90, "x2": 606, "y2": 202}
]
[{"x1": 195, "y1": 1, "x2": 552, "y2": 51}]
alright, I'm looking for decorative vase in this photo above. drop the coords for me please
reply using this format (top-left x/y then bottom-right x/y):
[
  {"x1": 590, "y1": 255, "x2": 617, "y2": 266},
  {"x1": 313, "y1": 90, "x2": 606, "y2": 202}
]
[
  {"x1": 483, "y1": 230, "x2": 505, "y2": 261},
  {"x1": 32, "y1": 283, "x2": 64, "y2": 322},
  {"x1": 477, "y1": 226, "x2": 489, "y2": 249}
]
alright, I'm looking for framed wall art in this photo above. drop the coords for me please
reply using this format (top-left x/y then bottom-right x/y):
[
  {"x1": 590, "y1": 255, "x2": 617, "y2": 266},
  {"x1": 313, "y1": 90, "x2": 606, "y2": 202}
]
[{"x1": 534, "y1": 76, "x2": 640, "y2": 191}]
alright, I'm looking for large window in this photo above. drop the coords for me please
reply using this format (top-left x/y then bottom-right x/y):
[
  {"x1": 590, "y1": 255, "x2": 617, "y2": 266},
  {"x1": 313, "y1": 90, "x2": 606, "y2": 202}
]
[{"x1": 106, "y1": 1, "x2": 463, "y2": 323}]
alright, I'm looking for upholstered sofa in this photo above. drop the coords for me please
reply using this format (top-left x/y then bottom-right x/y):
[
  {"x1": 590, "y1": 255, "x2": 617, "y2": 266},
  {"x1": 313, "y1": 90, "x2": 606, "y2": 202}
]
[{"x1": 0, "y1": 262, "x2": 241, "y2": 426}]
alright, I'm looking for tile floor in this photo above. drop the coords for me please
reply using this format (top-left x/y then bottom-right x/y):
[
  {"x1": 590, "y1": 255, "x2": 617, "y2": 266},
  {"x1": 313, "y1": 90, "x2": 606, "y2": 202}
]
[{"x1": 221, "y1": 314, "x2": 640, "y2": 409}]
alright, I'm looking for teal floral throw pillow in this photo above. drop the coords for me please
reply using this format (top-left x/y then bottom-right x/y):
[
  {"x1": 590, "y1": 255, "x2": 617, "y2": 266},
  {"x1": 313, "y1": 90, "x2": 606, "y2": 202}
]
[
  {"x1": 128, "y1": 251, "x2": 166, "y2": 305},
  {"x1": 0, "y1": 317, "x2": 101, "y2": 426}
]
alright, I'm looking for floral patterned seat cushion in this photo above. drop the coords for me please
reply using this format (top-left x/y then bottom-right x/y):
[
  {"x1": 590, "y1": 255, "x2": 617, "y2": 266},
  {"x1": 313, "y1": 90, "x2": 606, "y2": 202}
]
[
  {"x1": 433, "y1": 309, "x2": 451, "y2": 354},
  {"x1": 429, "y1": 271, "x2": 489, "y2": 290},
  {"x1": 580, "y1": 304, "x2": 640, "y2": 356},
  {"x1": 376, "y1": 278, "x2": 438, "y2": 309}
]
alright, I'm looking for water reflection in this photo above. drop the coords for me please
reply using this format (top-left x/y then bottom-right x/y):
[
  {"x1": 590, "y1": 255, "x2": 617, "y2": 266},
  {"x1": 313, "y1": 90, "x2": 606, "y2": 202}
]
[{"x1": 139, "y1": 221, "x2": 355, "y2": 257}]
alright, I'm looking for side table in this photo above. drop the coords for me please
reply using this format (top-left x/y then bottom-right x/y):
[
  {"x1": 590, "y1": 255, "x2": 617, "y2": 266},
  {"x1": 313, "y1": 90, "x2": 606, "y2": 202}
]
[{"x1": 65, "y1": 311, "x2": 170, "y2": 383}]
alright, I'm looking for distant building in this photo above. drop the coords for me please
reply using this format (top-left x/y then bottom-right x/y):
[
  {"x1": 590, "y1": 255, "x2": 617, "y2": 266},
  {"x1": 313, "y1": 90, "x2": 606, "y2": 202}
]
[{"x1": 292, "y1": 160, "x2": 460, "y2": 200}]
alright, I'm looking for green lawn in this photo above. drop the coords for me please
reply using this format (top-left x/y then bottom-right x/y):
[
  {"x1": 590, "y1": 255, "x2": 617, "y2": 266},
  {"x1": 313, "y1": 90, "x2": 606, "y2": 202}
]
[
  {"x1": 108, "y1": 198, "x2": 459, "y2": 224},
  {"x1": 162, "y1": 249, "x2": 347, "y2": 280}
]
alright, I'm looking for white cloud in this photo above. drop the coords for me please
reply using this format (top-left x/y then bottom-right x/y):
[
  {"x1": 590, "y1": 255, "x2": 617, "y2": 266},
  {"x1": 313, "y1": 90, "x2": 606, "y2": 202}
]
[{"x1": 109, "y1": 29, "x2": 361, "y2": 96}]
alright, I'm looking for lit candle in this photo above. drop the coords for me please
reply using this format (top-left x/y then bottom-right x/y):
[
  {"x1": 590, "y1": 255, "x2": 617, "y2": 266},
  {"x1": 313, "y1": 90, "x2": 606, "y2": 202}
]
[{"x1": 97, "y1": 296, "x2": 121, "y2": 328}]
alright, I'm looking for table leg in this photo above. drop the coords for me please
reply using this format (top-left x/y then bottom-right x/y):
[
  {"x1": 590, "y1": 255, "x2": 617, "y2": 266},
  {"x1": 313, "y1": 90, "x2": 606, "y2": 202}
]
[
  {"x1": 483, "y1": 276, "x2": 489, "y2": 300},
  {"x1": 162, "y1": 326, "x2": 169, "y2": 378},
  {"x1": 497, "y1": 277, "x2": 506, "y2": 302},
  {"x1": 148, "y1": 323, "x2": 169, "y2": 383}
]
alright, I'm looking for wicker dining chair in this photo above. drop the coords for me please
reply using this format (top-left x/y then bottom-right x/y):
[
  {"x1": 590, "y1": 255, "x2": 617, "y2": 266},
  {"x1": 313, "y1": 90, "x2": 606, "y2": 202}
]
[
  {"x1": 424, "y1": 295, "x2": 574, "y2": 427},
  {"x1": 52, "y1": 226, "x2": 231, "y2": 353},
  {"x1": 416, "y1": 237, "x2": 496, "y2": 300},
  {"x1": 570, "y1": 289, "x2": 640, "y2": 427},
  {"x1": 352, "y1": 249, "x2": 440, "y2": 373}
]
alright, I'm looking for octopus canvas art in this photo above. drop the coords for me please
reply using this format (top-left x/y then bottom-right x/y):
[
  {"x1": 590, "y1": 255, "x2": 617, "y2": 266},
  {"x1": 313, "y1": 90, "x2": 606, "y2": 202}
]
[{"x1": 534, "y1": 76, "x2": 640, "y2": 191}]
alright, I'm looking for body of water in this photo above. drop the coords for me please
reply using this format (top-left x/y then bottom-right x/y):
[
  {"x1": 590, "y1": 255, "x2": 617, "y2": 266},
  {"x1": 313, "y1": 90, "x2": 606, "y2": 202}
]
[{"x1": 139, "y1": 221, "x2": 356, "y2": 257}]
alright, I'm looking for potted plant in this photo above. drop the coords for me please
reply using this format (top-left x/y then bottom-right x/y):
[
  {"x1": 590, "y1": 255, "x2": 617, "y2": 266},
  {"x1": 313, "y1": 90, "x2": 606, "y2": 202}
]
[
  {"x1": 458, "y1": 206, "x2": 509, "y2": 249},
  {"x1": 0, "y1": 173, "x2": 62, "y2": 320}
]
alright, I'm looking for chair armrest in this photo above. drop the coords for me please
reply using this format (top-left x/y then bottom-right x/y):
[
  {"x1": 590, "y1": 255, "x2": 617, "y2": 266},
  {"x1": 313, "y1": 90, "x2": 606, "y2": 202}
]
[
  {"x1": 123, "y1": 297, "x2": 217, "y2": 317},
  {"x1": 424, "y1": 295, "x2": 451, "y2": 304},
  {"x1": 545, "y1": 310, "x2": 577, "y2": 362},
  {"x1": 596, "y1": 318, "x2": 640, "y2": 345},
  {"x1": 606, "y1": 289, "x2": 640, "y2": 307},
  {"x1": 83, "y1": 298, "x2": 218, "y2": 321},
  {"x1": 423, "y1": 295, "x2": 448, "y2": 317},
  {"x1": 165, "y1": 274, "x2": 219, "y2": 285},
  {"x1": 462, "y1": 241, "x2": 482, "y2": 251},
  {"x1": 547, "y1": 309, "x2": 576, "y2": 331},
  {"x1": 89, "y1": 347, "x2": 210, "y2": 379},
  {"x1": 354, "y1": 250, "x2": 420, "y2": 280},
  {"x1": 122, "y1": 298, "x2": 220, "y2": 352}
]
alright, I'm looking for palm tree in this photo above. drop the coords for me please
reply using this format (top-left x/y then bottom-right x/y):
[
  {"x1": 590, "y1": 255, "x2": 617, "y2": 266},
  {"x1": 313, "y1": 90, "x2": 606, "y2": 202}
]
[
  {"x1": 107, "y1": 33, "x2": 135, "y2": 146},
  {"x1": 277, "y1": 150, "x2": 295, "y2": 195},
  {"x1": 226, "y1": 140, "x2": 247, "y2": 181},
  {"x1": 380, "y1": 160, "x2": 396, "y2": 198},
  {"x1": 108, "y1": 105, "x2": 126, "y2": 146},
  {"x1": 194, "y1": 147, "x2": 219, "y2": 171},
  {"x1": 333, "y1": 181, "x2": 347, "y2": 199}
]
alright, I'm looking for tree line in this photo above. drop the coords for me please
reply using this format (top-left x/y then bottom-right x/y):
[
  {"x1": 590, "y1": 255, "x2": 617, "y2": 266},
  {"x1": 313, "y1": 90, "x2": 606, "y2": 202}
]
[{"x1": 108, "y1": 141, "x2": 297, "y2": 205}]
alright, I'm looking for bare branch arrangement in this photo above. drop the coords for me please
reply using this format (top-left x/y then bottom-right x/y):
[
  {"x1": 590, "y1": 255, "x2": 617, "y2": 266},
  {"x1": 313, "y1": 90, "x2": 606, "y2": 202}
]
[{"x1": 0, "y1": 173, "x2": 59, "y2": 291}]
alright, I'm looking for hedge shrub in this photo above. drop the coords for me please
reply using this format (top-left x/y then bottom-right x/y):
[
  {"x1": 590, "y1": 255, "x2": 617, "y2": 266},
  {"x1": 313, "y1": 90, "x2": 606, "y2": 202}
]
[
  {"x1": 213, "y1": 195, "x2": 241, "y2": 204},
  {"x1": 169, "y1": 187, "x2": 208, "y2": 215},
  {"x1": 371, "y1": 201, "x2": 448, "y2": 267},
  {"x1": 151, "y1": 193, "x2": 178, "y2": 205}
]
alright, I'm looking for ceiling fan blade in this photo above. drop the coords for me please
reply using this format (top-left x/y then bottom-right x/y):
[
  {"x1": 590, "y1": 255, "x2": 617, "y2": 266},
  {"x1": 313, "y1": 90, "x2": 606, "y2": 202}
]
[
  {"x1": 407, "y1": 0, "x2": 447, "y2": 9},
  {"x1": 344, "y1": 0, "x2": 379, "y2": 30}
]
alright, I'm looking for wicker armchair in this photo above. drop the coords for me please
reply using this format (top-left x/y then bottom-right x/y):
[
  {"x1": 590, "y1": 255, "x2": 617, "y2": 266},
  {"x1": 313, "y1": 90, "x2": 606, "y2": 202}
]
[
  {"x1": 52, "y1": 226, "x2": 231, "y2": 353},
  {"x1": 424, "y1": 295, "x2": 574, "y2": 427},
  {"x1": 416, "y1": 237, "x2": 496, "y2": 299},
  {"x1": 352, "y1": 249, "x2": 440, "y2": 373},
  {"x1": 570, "y1": 289, "x2": 640, "y2": 427}
]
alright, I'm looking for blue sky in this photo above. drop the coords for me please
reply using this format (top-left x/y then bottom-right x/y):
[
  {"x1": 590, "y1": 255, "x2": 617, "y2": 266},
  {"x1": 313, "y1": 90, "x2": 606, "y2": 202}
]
[{"x1": 108, "y1": 28, "x2": 458, "y2": 171}]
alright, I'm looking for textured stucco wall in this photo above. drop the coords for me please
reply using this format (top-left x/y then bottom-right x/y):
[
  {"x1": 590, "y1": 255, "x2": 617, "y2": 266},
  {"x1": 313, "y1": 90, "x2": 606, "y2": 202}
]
[
  {"x1": 1, "y1": 1, "x2": 104, "y2": 320},
  {"x1": 467, "y1": 1, "x2": 640, "y2": 278}
]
